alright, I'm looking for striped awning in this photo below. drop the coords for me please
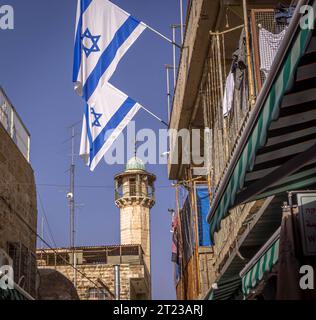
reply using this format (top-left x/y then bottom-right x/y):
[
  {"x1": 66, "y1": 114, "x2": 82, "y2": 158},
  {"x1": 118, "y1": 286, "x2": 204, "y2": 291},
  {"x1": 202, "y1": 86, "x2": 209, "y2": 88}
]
[
  {"x1": 208, "y1": 276, "x2": 242, "y2": 300},
  {"x1": 207, "y1": 0, "x2": 316, "y2": 242},
  {"x1": 241, "y1": 237, "x2": 280, "y2": 297}
]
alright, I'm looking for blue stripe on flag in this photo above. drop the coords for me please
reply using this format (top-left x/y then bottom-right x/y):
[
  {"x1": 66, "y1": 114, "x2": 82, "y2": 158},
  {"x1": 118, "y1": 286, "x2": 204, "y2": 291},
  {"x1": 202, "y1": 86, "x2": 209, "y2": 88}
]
[
  {"x1": 89, "y1": 97, "x2": 137, "y2": 166},
  {"x1": 85, "y1": 103, "x2": 93, "y2": 147},
  {"x1": 82, "y1": 16, "x2": 141, "y2": 102},
  {"x1": 73, "y1": 0, "x2": 93, "y2": 82}
]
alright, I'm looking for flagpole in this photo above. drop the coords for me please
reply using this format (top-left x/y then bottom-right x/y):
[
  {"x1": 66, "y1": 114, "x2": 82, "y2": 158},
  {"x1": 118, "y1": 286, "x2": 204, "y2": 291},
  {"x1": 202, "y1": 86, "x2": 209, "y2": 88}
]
[
  {"x1": 165, "y1": 65, "x2": 172, "y2": 123},
  {"x1": 142, "y1": 22, "x2": 182, "y2": 49},
  {"x1": 140, "y1": 106, "x2": 169, "y2": 127},
  {"x1": 180, "y1": 0, "x2": 184, "y2": 44}
]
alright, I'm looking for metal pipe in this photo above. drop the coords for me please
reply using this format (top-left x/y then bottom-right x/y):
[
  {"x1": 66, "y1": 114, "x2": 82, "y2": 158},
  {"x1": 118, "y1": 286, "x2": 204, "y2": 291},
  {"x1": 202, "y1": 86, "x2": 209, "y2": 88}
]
[
  {"x1": 180, "y1": 0, "x2": 184, "y2": 44},
  {"x1": 114, "y1": 265, "x2": 120, "y2": 300},
  {"x1": 140, "y1": 105, "x2": 168, "y2": 127},
  {"x1": 215, "y1": 34, "x2": 229, "y2": 160},
  {"x1": 210, "y1": 24, "x2": 244, "y2": 36},
  {"x1": 172, "y1": 26, "x2": 177, "y2": 88},
  {"x1": 166, "y1": 66, "x2": 171, "y2": 123},
  {"x1": 69, "y1": 126, "x2": 76, "y2": 287},
  {"x1": 215, "y1": 35, "x2": 224, "y2": 110},
  {"x1": 41, "y1": 215, "x2": 44, "y2": 249},
  {"x1": 242, "y1": 0, "x2": 256, "y2": 108},
  {"x1": 142, "y1": 22, "x2": 182, "y2": 49},
  {"x1": 188, "y1": 169, "x2": 201, "y2": 296}
]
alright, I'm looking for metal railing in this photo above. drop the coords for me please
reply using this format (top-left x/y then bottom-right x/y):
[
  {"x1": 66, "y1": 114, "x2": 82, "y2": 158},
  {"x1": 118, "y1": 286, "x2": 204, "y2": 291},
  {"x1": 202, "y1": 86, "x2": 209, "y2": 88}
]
[
  {"x1": 115, "y1": 183, "x2": 155, "y2": 201},
  {"x1": 37, "y1": 245, "x2": 145, "y2": 267},
  {"x1": 0, "y1": 87, "x2": 30, "y2": 162}
]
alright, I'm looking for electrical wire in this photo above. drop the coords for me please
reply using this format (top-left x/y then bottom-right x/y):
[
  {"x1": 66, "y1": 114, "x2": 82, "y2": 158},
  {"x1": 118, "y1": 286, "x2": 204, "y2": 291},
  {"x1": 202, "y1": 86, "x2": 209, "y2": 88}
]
[
  {"x1": 38, "y1": 192, "x2": 58, "y2": 248},
  {"x1": 0, "y1": 182, "x2": 173, "y2": 189},
  {"x1": 0, "y1": 195, "x2": 106, "y2": 294}
]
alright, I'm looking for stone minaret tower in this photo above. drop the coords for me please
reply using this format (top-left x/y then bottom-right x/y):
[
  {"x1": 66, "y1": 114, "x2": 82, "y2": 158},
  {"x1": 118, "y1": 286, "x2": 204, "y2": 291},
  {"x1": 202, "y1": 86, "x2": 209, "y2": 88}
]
[{"x1": 114, "y1": 157, "x2": 156, "y2": 274}]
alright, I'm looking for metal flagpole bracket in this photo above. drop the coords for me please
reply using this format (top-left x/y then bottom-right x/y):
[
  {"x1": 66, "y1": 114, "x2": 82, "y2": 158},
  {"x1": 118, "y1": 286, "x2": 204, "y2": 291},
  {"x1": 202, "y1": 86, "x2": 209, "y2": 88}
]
[
  {"x1": 142, "y1": 22, "x2": 182, "y2": 49},
  {"x1": 140, "y1": 106, "x2": 169, "y2": 127}
]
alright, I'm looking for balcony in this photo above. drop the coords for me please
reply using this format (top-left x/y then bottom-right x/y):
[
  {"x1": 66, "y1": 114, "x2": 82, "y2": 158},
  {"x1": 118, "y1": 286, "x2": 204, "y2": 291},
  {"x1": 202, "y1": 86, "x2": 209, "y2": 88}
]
[
  {"x1": 0, "y1": 87, "x2": 30, "y2": 162},
  {"x1": 115, "y1": 183, "x2": 155, "y2": 201}
]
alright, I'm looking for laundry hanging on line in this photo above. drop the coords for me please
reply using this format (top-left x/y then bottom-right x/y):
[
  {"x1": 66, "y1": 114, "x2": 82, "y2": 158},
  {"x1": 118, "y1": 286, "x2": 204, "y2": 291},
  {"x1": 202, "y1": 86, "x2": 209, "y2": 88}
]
[
  {"x1": 275, "y1": 4, "x2": 296, "y2": 25},
  {"x1": 259, "y1": 27, "x2": 287, "y2": 79},
  {"x1": 223, "y1": 28, "x2": 248, "y2": 117},
  {"x1": 223, "y1": 71, "x2": 235, "y2": 117}
]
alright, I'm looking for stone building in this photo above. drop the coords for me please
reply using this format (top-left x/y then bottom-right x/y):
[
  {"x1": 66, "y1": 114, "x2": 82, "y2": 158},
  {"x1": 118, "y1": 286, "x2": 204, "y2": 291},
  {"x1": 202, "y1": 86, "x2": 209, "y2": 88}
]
[
  {"x1": 168, "y1": 0, "x2": 316, "y2": 300},
  {"x1": 0, "y1": 87, "x2": 37, "y2": 300},
  {"x1": 37, "y1": 157, "x2": 155, "y2": 300},
  {"x1": 37, "y1": 245, "x2": 150, "y2": 300}
]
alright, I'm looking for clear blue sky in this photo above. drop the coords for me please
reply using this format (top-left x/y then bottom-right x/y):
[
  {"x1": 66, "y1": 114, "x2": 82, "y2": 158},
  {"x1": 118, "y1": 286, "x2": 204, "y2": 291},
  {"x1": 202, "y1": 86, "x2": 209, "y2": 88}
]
[{"x1": 0, "y1": 0, "x2": 187, "y2": 299}]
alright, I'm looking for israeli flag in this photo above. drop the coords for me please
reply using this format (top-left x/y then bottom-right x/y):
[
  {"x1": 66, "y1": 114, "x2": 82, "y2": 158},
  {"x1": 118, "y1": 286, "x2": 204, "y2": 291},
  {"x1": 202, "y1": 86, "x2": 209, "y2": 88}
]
[
  {"x1": 80, "y1": 83, "x2": 141, "y2": 171},
  {"x1": 73, "y1": 0, "x2": 146, "y2": 105}
]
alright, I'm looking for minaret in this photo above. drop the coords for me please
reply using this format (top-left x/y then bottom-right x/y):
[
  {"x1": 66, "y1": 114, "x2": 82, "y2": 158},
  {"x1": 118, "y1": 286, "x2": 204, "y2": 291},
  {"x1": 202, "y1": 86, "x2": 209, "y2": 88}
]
[{"x1": 114, "y1": 157, "x2": 156, "y2": 274}]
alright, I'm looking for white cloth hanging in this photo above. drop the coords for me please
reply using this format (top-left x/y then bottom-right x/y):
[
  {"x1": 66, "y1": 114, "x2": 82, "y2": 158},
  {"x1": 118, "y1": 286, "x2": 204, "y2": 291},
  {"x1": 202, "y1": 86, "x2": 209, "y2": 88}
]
[
  {"x1": 223, "y1": 71, "x2": 235, "y2": 117},
  {"x1": 259, "y1": 27, "x2": 287, "y2": 78}
]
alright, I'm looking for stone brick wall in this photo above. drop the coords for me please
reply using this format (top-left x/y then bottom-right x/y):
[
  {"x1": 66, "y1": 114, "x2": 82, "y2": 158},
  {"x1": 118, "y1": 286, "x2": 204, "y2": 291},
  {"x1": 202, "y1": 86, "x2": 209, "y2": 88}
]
[
  {"x1": 210, "y1": 200, "x2": 266, "y2": 285},
  {"x1": 0, "y1": 123, "x2": 37, "y2": 294},
  {"x1": 39, "y1": 263, "x2": 149, "y2": 300},
  {"x1": 120, "y1": 205, "x2": 151, "y2": 273}
]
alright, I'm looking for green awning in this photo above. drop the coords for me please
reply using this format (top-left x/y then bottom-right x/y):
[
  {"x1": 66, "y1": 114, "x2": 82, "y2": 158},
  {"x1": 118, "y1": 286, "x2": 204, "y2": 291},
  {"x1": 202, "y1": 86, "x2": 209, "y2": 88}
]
[
  {"x1": 0, "y1": 289, "x2": 28, "y2": 300},
  {"x1": 207, "y1": 0, "x2": 316, "y2": 243},
  {"x1": 207, "y1": 276, "x2": 242, "y2": 300},
  {"x1": 241, "y1": 238, "x2": 280, "y2": 297}
]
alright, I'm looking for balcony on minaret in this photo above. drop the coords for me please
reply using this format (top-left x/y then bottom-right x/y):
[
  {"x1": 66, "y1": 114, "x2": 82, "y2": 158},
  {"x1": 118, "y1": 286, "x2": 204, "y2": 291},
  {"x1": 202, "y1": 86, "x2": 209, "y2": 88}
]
[{"x1": 114, "y1": 157, "x2": 156, "y2": 209}]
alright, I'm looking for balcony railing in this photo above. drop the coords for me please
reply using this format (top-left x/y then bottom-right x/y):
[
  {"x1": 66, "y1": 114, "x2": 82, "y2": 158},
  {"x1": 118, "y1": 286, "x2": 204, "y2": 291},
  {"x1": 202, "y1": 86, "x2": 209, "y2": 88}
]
[
  {"x1": 37, "y1": 245, "x2": 146, "y2": 267},
  {"x1": 115, "y1": 183, "x2": 155, "y2": 202},
  {"x1": 0, "y1": 87, "x2": 30, "y2": 162}
]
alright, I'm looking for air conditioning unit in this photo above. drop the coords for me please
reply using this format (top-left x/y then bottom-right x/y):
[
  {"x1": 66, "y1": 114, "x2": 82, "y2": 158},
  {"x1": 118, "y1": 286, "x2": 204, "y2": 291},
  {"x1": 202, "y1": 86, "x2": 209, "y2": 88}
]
[{"x1": 0, "y1": 249, "x2": 13, "y2": 267}]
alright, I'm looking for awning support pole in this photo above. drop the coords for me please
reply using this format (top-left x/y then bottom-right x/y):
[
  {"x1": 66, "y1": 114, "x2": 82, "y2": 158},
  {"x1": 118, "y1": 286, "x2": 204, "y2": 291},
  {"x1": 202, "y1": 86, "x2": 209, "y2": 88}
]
[{"x1": 188, "y1": 167, "x2": 201, "y2": 297}]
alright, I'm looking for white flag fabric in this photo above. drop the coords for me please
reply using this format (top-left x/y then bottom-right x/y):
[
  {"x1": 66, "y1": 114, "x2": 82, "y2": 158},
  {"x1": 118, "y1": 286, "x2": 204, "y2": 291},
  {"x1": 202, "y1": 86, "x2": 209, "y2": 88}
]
[
  {"x1": 80, "y1": 83, "x2": 141, "y2": 171},
  {"x1": 73, "y1": 0, "x2": 146, "y2": 105}
]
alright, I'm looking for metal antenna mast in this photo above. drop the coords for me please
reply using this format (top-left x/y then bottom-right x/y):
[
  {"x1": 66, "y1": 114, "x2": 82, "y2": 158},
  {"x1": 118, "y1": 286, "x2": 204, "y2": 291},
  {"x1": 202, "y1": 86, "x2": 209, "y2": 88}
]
[{"x1": 68, "y1": 125, "x2": 77, "y2": 287}]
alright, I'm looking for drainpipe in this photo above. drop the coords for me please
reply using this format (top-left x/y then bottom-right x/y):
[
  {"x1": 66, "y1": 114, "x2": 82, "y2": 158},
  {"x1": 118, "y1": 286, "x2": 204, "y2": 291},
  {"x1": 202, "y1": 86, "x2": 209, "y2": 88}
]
[{"x1": 114, "y1": 265, "x2": 120, "y2": 300}]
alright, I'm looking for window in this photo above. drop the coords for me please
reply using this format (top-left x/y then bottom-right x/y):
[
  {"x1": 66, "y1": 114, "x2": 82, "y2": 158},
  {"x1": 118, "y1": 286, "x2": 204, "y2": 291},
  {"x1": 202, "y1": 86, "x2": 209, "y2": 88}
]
[
  {"x1": 88, "y1": 288, "x2": 110, "y2": 300},
  {"x1": 129, "y1": 178, "x2": 136, "y2": 196},
  {"x1": 7, "y1": 242, "x2": 36, "y2": 296}
]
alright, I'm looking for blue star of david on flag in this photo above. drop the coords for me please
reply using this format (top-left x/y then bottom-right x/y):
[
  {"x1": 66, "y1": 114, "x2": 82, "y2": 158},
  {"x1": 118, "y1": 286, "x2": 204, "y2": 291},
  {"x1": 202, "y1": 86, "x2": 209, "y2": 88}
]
[
  {"x1": 81, "y1": 28, "x2": 101, "y2": 57},
  {"x1": 90, "y1": 107, "x2": 102, "y2": 127}
]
